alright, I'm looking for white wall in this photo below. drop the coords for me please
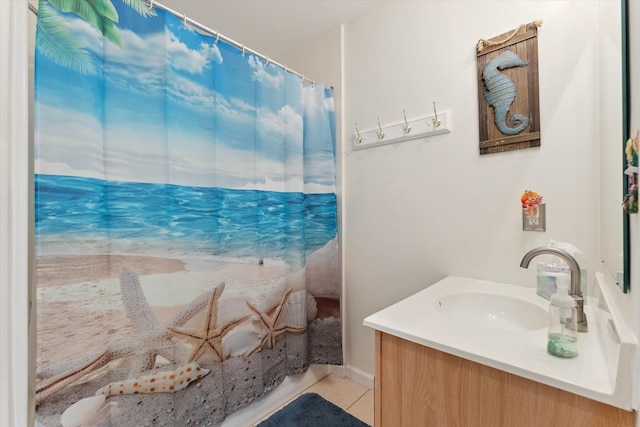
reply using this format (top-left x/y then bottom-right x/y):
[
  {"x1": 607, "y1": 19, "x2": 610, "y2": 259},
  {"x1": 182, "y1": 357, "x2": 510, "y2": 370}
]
[
  {"x1": 342, "y1": 1, "x2": 602, "y2": 375},
  {"x1": 0, "y1": 1, "x2": 32, "y2": 426},
  {"x1": 600, "y1": 0, "x2": 624, "y2": 281}
]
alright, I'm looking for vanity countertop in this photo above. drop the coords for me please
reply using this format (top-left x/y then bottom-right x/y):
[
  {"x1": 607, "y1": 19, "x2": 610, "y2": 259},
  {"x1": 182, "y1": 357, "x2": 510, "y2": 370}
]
[{"x1": 363, "y1": 275, "x2": 637, "y2": 410}]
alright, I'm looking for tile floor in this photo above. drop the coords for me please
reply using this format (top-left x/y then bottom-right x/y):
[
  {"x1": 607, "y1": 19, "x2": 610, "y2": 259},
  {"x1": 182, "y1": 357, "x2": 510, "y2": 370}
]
[{"x1": 256, "y1": 374, "x2": 374, "y2": 426}]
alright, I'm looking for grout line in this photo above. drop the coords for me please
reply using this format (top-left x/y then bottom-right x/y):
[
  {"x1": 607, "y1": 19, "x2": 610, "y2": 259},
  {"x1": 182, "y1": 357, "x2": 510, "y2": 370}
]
[
  {"x1": 302, "y1": 371, "x2": 332, "y2": 393},
  {"x1": 344, "y1": 388, "x2": 370, "y2": 410},
  {"x1": 345, "y1": 392, "x2": 373, "y2": 426}
]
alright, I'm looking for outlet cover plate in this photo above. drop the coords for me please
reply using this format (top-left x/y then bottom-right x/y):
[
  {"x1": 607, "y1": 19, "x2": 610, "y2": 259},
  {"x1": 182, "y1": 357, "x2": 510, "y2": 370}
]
[{"x1": 522, "y1": 204, "x2": 546, "y2": 231}]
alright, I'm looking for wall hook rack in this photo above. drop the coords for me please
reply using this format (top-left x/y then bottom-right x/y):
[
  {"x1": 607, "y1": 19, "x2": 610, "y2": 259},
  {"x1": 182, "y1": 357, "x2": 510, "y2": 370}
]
[{"x1": 352, "y1": 106, "x2": 451, "y2": 150}]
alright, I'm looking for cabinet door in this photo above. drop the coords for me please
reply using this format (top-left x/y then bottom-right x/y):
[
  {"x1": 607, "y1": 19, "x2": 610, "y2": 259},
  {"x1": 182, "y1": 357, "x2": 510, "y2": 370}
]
[{"x1": 374, "y1": 331, "x2": 635, "y2": 427}]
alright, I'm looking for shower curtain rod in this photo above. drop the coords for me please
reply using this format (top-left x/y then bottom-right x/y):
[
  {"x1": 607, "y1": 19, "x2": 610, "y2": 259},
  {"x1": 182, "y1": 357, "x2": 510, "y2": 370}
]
[{"x1": 27, "y1": 0, "x2": 317, "y2": 85}]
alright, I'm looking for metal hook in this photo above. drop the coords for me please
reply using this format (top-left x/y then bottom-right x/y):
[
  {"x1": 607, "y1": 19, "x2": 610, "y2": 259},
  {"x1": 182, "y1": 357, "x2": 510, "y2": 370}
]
[
  {"x1": 355, "y1": 123, "x2": 363, "y2": 144},
  {"x1": 402, "y1": 110, "x2": 412, "y2": 134},
  {"x1": 376, "y1": 117, "x2": 385, "y2": 140},
  {"x1": 432, "y1": 102, "x2": 441, "y2": 128}
]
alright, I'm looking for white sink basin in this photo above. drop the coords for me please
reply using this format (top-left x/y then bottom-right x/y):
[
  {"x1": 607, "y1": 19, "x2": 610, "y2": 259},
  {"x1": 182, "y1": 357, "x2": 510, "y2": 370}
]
[
  {"x1": 435, "y1": 292, "x2": 547, "y2": 332},
  {"x1": 363, "y1": 275, "x2": 637, "y2": 410}
]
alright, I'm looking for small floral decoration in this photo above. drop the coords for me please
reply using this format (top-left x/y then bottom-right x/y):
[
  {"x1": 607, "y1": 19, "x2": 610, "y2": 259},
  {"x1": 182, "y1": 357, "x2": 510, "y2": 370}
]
[
  {"x1": 625, "y1": 130, "x2": 639, "y2": 166},
  {"x1": 623, "y1": 130, "x2": 638, "y2": 214},
  {"x1": 625, "y1": 137, "x2": 637, "y2": 167},
  {"x1": 623, "y1": 183, "x2": 638, "y2": 214},
  {"x1": 521, "y1": 190, "x2": 543, "y2": 218}
]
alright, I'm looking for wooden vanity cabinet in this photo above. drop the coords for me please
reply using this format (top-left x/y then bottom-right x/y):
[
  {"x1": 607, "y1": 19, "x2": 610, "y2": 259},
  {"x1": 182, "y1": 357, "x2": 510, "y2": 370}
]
[{"x1": 374, "y1": 331, "x2": 635, "y2": 427}]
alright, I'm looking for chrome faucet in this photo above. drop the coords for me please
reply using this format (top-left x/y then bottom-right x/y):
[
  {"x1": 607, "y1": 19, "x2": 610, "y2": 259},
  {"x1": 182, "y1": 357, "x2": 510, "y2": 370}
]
[{"x1": 520, "y1": 246, "x2": 588, "y2": 332}]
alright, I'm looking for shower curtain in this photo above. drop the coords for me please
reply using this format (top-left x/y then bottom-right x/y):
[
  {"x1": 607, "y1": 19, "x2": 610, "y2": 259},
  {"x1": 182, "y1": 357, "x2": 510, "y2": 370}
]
[{"x1": 33, "y1": 1, "x2": 340, "y2": 425}]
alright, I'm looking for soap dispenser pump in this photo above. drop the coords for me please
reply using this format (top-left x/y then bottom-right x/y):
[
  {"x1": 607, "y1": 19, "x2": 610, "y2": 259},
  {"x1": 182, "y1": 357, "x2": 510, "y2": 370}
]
[{"x1": 547, "y1": 276, "x2": 578, "y2": 358}]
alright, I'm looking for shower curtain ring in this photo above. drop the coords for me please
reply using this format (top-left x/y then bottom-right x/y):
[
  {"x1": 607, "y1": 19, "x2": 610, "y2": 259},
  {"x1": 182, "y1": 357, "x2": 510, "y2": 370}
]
[
  {"x1": 215, "y1": 30, "x2": 220, "y2": 44},
  {"x1": 265, "y1": 56, "x2": 270, "y2": 66},
  {"x1": 183, "y1": 14, "x2": 188, "y2": 29},
  {"x1": 241, "y1": 44, "x2": 245, "y2": 56},
  {"x1": 148, "y1": 0, "x2": 154, "y2": 12}
]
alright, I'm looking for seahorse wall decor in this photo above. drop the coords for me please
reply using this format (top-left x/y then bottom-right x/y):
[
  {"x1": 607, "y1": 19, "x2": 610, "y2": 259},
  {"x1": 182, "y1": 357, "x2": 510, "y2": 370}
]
[{"x1": 482, "y1": 50, "x2": 530, "y2": 135}]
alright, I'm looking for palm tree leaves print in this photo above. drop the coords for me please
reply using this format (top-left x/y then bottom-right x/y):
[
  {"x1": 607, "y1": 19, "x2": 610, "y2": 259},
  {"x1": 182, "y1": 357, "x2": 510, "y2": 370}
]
[{"x1": 36, "y1": 0, "x2": 155, "y2": 75}]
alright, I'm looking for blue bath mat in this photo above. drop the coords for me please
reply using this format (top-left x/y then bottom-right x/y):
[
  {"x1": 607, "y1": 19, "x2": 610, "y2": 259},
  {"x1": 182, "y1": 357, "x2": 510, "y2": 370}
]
[{"x1": 257, "y1": 392, "x2": 370, "y2": 427}]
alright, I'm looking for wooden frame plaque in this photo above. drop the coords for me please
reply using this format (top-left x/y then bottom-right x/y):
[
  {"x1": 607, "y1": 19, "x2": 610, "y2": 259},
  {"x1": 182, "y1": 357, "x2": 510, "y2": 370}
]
[{"x1": 477, "y1": 21, "x2": 541, "y2": 155}]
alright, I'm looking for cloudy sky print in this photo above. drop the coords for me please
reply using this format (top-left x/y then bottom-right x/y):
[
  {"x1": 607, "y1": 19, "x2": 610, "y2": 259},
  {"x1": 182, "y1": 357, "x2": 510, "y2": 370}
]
[{"x1": 34, "y1": 1, "x2": 336, "y2": 194}]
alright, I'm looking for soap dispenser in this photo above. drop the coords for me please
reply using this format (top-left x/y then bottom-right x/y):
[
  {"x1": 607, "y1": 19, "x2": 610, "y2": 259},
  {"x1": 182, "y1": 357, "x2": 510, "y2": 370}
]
[{"x1": 547, "y1": 276, "x2": 578, "y2": 358}]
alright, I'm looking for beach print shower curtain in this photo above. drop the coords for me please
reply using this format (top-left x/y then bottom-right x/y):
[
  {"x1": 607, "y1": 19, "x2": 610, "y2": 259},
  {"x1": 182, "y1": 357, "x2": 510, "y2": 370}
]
[{"x1": 34, "y1": 1, "x2": 340, "y2": 425}]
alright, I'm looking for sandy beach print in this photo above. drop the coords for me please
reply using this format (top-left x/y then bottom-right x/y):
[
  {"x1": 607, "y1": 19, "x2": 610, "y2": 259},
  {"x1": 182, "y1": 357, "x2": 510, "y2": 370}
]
[{"x1": 35, "y1": 238, "x2": 342, "y2": 427}]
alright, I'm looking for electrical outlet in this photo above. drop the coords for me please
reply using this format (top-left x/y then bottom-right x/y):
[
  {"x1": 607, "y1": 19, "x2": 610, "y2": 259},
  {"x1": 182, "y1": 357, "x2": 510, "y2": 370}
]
[{"x1": 522, "y1": 204, "x2": 546, "y2": 231}]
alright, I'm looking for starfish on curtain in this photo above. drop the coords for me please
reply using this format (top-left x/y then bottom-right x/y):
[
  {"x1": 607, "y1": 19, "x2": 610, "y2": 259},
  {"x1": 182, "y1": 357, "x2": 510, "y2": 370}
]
[
  {"x1": 36, "y1": 267, "x2": 213, "y2": 404},
  {"x1": 119, "y1": 266, "x2": 198, "y2": 372},
  {"x1": 244, "y1": 288, "x2": 306, "y2": 357},
  {"x1": 36, "y1": 350, "x2": 110, "y2": 405},
  {"x1": 167, "y1": 285, "x2": 251, "y2": 363}
]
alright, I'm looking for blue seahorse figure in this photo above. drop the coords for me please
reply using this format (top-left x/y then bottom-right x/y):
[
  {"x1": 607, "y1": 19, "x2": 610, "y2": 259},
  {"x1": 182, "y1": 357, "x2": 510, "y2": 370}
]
[{"x1": 482, "y1": 50, "x2": 530, "y2": 135}]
